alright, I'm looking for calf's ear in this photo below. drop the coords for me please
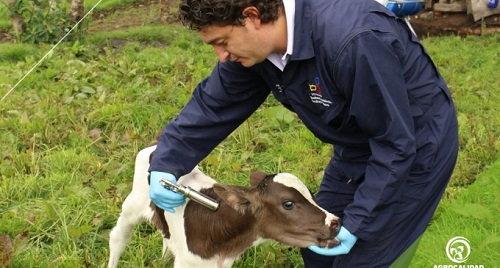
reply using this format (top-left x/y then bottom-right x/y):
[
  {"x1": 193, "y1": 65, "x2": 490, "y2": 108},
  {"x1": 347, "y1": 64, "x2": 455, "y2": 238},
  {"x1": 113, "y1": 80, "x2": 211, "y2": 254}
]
[
  {"x1": 213, "y1": 184, "x2": 255, "y2": 214},
  {"x1": 249, "y1": 171, "x2": 267, "y2": 186}
]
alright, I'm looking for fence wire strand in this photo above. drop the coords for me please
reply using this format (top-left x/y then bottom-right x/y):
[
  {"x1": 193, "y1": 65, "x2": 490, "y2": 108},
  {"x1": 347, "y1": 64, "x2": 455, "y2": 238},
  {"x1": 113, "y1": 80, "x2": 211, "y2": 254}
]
[{"x1": 0, "y1": 0, "x2": 104, "y2": 103}]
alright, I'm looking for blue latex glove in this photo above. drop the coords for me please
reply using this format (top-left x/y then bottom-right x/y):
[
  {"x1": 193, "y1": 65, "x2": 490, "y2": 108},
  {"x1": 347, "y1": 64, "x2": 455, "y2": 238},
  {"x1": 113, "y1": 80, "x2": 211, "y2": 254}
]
[
  {"x1": 308, "y1": 226, "x2": 358, "y2": 256},
  {"x1": 149, "y1": 171, "x2": 186, "y2": 213}
]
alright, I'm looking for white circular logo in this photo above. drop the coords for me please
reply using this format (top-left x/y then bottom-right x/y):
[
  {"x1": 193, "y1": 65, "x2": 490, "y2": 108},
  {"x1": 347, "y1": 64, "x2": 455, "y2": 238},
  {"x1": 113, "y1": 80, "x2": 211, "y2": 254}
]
[{"x1": 446, "y1": 236, "x2": 471, "y2": 263}]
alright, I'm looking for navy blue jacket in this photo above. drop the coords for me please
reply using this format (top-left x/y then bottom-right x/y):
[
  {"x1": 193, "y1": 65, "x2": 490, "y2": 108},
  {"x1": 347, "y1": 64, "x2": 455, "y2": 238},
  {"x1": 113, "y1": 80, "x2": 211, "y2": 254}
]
[{"x1": 150, "y1": 0, "x2": 458, "y2": 241}]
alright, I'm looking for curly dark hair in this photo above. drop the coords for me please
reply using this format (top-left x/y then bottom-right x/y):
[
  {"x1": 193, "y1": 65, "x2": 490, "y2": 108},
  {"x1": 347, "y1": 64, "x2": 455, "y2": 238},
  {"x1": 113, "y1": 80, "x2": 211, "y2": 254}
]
[{"x1": 179, "y1": 0, "x2": 283, "y2": 31}]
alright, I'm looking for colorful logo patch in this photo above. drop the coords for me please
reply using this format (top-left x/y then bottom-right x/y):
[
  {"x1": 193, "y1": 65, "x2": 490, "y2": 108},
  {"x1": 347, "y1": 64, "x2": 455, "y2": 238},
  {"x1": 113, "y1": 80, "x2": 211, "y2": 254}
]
[{"x1": 308, "y1": 77, "x2": 331, "y2": 107}]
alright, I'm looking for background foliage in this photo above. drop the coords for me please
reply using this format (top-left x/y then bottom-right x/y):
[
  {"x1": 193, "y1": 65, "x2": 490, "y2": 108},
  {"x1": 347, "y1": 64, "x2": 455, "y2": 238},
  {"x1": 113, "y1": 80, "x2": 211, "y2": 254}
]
[{"x1": 3, "y1": 0, "x2": 88, "y2": 44}]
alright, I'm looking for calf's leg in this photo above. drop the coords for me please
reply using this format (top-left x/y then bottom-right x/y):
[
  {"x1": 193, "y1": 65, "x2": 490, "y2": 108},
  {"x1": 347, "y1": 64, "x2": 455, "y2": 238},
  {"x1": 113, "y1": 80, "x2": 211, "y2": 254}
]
[
  {"x1": 108, "y1": 146, "x2": 157, "y2": 268},
  {"x1": 107, "y1": 191, "x2": 155, "y2": 268}
]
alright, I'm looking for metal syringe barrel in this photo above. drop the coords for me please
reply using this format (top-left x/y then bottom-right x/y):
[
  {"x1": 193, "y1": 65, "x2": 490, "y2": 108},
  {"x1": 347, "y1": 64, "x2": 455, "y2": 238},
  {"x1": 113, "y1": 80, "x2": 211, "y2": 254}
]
[{"x1": 160, "y1": 178, "x2": 219, "y2": 211}]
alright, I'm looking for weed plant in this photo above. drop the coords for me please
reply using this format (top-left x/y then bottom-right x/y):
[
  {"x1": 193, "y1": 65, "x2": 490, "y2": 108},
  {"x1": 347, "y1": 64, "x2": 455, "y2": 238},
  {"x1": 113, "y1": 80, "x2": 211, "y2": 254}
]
[
  {"x1": 0, "y1": 11, "x2": 499, "y2": 268},
  {"x1": 0, "y1": 3, "x2": 10, "y2": 31}
]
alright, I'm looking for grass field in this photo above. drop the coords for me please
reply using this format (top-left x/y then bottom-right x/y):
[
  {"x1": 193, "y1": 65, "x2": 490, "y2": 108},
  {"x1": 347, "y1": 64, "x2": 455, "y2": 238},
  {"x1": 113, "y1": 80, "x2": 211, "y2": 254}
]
[
  {"x1": 0, "y1": 1, "x2": 499, "y2": 267},
  {"x1": 410, "y1": 158, "x2": 500, "y2": 267}
]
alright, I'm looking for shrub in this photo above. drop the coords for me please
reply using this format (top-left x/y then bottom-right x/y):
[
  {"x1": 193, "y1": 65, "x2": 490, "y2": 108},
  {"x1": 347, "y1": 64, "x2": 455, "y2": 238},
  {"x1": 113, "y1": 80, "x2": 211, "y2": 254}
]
[{"x1": 9, "y1": 0, "x2": 88, "y2": 44}]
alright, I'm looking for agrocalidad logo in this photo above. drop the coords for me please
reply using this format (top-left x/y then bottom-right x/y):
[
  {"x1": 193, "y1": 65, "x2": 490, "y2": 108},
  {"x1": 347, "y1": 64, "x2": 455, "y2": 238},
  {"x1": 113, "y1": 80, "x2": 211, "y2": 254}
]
[
  {"x1": 433, "y1": 236, "x2": 484, "y2": 268},
  {"x1": 446, "y1": 236, "x2": 471, "y2": 263}
]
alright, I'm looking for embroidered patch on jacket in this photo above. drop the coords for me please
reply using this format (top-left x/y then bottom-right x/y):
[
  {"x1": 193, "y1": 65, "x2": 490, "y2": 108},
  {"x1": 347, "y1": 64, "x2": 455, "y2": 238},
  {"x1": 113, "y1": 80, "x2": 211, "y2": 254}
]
[{"x1": 309, "y1": 77, "x2": 332, "y2": 107}]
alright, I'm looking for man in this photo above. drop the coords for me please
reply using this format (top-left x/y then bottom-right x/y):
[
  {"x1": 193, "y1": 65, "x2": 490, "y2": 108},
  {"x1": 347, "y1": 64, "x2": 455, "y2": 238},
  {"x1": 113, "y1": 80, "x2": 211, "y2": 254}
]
[{"x1": 148, "y1": 0, "x2": 459, "y2": 267}]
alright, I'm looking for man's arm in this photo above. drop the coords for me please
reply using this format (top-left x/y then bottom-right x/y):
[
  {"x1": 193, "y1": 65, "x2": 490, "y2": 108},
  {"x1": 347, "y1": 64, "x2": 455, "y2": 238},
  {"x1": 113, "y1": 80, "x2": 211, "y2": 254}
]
[{"x1": 335, "y1": 30, "x2": 416, "y2": 242}]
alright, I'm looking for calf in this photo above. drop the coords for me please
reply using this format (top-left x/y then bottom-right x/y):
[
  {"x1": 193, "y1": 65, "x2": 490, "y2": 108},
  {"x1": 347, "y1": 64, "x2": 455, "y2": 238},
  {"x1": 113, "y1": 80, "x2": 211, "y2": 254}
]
[{"x1": 107, "y1": 145, "x2": 340, "y2": 268}]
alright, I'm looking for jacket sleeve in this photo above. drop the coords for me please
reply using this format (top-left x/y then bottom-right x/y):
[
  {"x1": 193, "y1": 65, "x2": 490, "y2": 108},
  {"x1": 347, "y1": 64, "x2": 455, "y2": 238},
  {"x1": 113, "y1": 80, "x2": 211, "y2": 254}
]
[
  {"x1": 334, "y1": 30, "x2": 417, "y2": 241},
  {"x1": 149, "y1": 61, "x2": 270, "y2": 178}
]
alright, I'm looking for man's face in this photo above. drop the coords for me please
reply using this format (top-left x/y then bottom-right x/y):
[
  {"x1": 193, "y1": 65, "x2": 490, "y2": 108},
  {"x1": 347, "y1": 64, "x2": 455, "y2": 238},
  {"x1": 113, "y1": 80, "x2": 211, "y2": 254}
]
[{"x1": 198, "y1": 22, "x2": 272, "y2": 67}]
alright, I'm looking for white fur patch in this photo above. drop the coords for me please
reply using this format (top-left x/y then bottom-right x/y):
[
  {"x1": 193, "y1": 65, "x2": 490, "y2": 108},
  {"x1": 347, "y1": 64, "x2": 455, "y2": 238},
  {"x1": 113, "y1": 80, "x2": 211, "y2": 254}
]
[
  {"x1": 273, "y1": 173, "x2": 335, "y2": 223},
  {"x1": 272, "y1": 173, "x2": 314, "y2": 202}
]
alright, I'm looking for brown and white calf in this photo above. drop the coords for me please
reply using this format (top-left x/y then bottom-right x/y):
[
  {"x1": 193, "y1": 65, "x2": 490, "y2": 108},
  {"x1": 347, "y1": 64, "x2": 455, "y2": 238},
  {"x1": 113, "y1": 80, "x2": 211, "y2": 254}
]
[{"x1": 107, "y1": 145, "x2": 340, "y2": 268}]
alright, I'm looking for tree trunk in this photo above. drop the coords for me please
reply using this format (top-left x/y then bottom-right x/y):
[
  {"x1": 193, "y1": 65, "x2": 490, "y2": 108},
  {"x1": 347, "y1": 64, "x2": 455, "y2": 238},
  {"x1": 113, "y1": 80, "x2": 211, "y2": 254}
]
[
  {"x1": 6, "y1": 0, "x2": 26, "y2": 34},
  {"x1": 69, "y1": 0, "x2": 85, "y2": 23}
]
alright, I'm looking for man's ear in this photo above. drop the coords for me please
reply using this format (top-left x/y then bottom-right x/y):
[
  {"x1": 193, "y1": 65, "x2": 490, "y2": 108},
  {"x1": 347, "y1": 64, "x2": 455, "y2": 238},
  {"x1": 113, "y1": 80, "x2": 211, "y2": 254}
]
[
  {"x1": 213, "y1": 184, "x2": 255, "y2": 214},
  {"x1": 241, "y1": 6, "x2": 261, "y2": 28}
]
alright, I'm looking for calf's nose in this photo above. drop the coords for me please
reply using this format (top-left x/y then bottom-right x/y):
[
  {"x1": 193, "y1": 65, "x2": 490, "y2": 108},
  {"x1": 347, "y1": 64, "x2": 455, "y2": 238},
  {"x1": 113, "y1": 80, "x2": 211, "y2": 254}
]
[{"x1": 329, "y1": 217, "x2": 341, "y2": 234}]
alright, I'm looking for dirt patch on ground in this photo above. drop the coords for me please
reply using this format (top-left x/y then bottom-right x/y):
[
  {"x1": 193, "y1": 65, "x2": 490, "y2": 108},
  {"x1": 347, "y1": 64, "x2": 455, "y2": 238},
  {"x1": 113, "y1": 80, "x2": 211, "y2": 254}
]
[
  {"x1": 88, "y1": 0, "x2": 178, "y2": 33},
  {"x1": 0, "y1": 32, "x2": 15, "y2": 43},
  {"x1": 411, "y1": 11, "x2": 500, "y2": 37}
]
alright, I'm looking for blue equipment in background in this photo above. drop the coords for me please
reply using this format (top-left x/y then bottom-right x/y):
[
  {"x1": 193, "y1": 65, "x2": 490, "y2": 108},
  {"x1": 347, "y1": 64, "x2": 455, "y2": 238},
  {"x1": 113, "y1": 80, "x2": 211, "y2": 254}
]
[
  {"x1": 487, "y1": 0, "x2": 499, "y2": 9},
  {"x1": 374, "y1": 0, "x2": 424, "y2": 36},
  {"x1": 386, "y1": 0, "x2": 424, "y2": 16}
]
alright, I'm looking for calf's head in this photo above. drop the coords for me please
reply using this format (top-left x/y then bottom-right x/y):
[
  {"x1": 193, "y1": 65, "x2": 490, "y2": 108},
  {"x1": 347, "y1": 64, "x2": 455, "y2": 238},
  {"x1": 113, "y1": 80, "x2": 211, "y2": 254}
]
[{"x1": 213, "y1": 171, "x2": 340, "y2": 249}]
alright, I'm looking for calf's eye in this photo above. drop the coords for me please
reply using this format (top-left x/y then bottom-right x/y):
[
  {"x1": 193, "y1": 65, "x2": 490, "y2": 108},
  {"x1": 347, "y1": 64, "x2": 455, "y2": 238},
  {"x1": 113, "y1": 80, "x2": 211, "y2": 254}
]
[{"x1": 282, "y1": 200, "x2": 294, "y2": 210}]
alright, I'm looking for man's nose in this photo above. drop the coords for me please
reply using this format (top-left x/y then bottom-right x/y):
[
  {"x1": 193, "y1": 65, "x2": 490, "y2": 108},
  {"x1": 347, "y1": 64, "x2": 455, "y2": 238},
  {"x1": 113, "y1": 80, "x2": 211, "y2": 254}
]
[{"x1": 213, "y1": 45, "x2": 229, "y2": 62}]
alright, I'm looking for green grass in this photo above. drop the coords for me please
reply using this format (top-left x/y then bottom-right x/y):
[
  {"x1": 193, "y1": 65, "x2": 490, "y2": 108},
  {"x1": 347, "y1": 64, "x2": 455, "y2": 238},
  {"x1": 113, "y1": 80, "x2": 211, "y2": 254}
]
[
  {"x1": 0, "y1": 2, "x2": 10, "y2": 31},
  {"x1": 411, "y1": 158, "x2": 500, "y2": 267},
  {"x1": 0, "y1": 11, "x2": 499, "y2": 267},
  {"x1": 421, "y1": 34, "x2": 500, "y2": 198},
  {"x1": 0, "y1": 42, "x2": 39, "y2": 62}
]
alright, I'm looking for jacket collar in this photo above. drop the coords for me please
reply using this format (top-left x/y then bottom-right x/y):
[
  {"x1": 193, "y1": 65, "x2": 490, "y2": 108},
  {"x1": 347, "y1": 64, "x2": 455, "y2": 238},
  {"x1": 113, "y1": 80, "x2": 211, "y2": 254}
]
[{"x1": 290, "y1": 0, "x2": 315, "y2": 61}]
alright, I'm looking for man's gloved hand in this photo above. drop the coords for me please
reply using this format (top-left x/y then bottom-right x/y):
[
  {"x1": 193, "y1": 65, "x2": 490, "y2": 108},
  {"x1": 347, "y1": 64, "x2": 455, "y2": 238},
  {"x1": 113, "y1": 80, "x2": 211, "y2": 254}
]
[
  {"x1": 149, "y1": 171, "x2": 186, "y2": 213},
  {"x1": 308, "y1": 226, "x2": 358, "y2": 256}
]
